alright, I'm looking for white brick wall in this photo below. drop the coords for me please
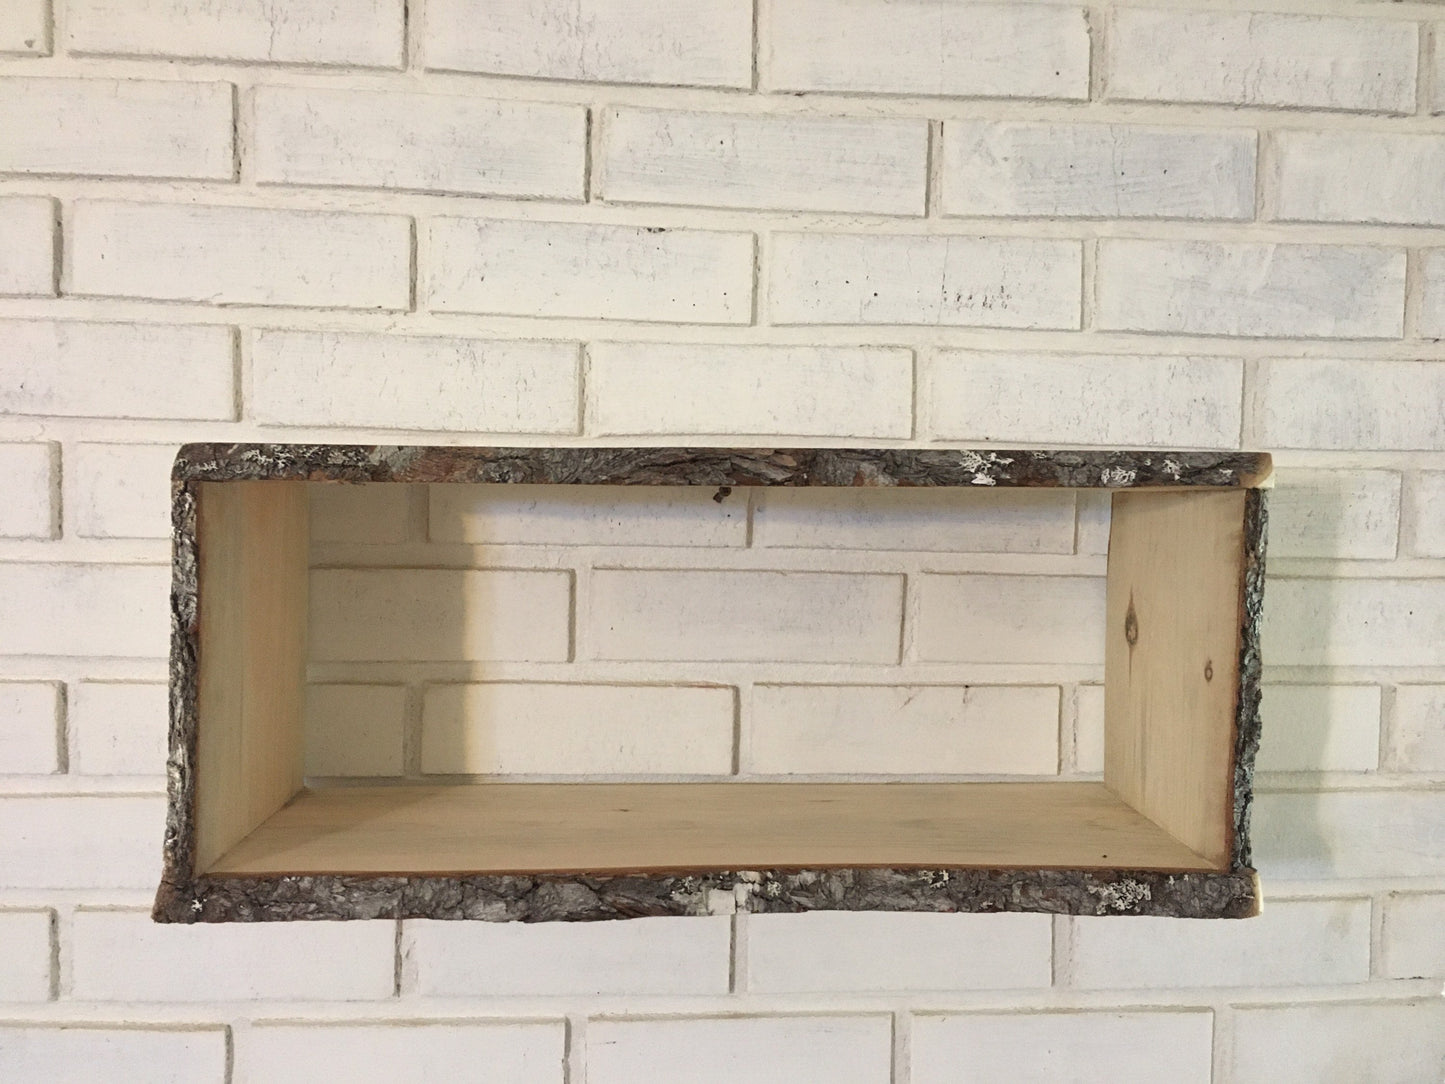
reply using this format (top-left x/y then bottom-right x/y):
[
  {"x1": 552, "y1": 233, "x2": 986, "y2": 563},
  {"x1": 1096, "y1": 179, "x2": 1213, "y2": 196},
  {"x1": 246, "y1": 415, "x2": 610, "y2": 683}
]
[
  {"x1": 68, "y1": 443, "x2": 177, "y2": 539},
  {"x1": 0, "y1": 910, "x2": 53, "y2": 1001},
  {"x1": 0, "y1": 1027, "x2": 227, "y2": 1084},
  {"x1": 0, "y1": 0, "x2": 47, "y2": 54},
  {"x1": 0, "y1": 442, "x2": 57, "y2": 539},
  {"x1": 0, "y1": 682, "x2": 61, "y2": 774},
  {"x1": 1230, "y1": 1002, "x2": 1445, "y2": 1083},
  {"x1": 1382, "y1": 894, "x2": 1445, "y2": 978},
  {"x1": 0, "y1": 196, "x2": 55, "y2": 296},
  {"x1": 71, "y1": 681, "x2": 170, "y2": 776},
  {"x1": 1273, "y1": 131, "x2": 1445, "y2": 226}
]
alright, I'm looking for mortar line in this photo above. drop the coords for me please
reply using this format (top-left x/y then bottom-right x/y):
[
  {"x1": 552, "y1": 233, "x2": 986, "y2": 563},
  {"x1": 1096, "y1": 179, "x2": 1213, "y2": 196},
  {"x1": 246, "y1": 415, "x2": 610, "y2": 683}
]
[
  {"x1": 1087, "y1": 6, "x2": 1109, "y2": 102},
  {"x1": 1080, "y1": 237, "x2": 1098, "y2": 332},
  {"x1": 1416, "y1": 20, "x2": 1432, "y2": 118},
  {"x1": 751, "y1": 0, "x2": 764, "y2": 92},
  {"x1": 576, "y1": 342, "x2": 591, "y2": 437},
  {"x1": 583, "y1": 107, "x2": 596, "y2": 203},
  {"x1": 891, "y1": 1008, "x2": 912, "y2": 1084},
  {"x1": 1403, "y1": 247, "x2": 1423, "y2": 341},
  {"x1": 565, "y1": 1014, "x2": 587, "y2": 1084},
  {"x1": 731, "y1": 908, "x2": 749, "y2": 994},
  {"x1": 1369, "y1": 893, "x2": 1387, "y2": 979},
  {"x1": 1211, "y1": 1003, "x2": 1234, "y2": 1084},
  {"x1": 55, "y1": 677, "x2": 70, "y2": 774},
  {"x1": 924, "y1": 119, "x2": 941, "y2": 219}
]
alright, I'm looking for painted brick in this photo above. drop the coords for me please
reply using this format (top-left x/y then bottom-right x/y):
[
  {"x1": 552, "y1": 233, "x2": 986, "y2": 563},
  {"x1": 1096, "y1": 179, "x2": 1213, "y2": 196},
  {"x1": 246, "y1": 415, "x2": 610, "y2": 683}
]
[
  {"x1": 1108, "y1": 11, "x2": 1417, "y2": 114},
  {"x1": 1072, "y1": 898, "x2": 1370, "y2": 988},
  {"x1": 311, "y1": 481, "x2": 412, "y2": 545},
  {"x1": 749, "y1": 685, "x2": 1060, "y2": 775},
  {"x1": 772, "y1": 233, "x2": 1080, "y2": 328},
  {"x1": 243, "y1": 1023, "x2": 564, "y2": 1084},
  {"x1": 1254, "y1": 791, "x2": 1445, "y2": 879},
  {"x1": 0, "y1": 196, "x2": 55, "y2": 296},
  {"x1": 254, "y1": 86, "x2": 584, "y2": 200},
  {"x1": 66, "y1": 0, "x2": 404, "y2": 67},
  {"x1": 0, "y1": 78, "x2": 232, "y2": 180},
  {"x1": 0, "y1": 442, "x2": 57, "y2": 539},
  {"x1": 587, "y1": 1016, "x2": 892, "y2": 1084},
  {"x1": 429, "y1": 483, "x2": 746, "y2": 547},
  {"x1": 1274, "y1": 131, "x2": 1445, "y2": 226},
  {"x1": 1394, "y1": 685, "x2": 1445, "y2": 772},
  {"x1": 1231, "y1": 1002, "x2": 1445, "y2": 1083},
  {"x1": 1253, "y1": 360, "x2": 1445, "y2": 450},
  {"x1": 1267, "y1": 469, "x2": 1400, "y2": 559},
  {"x1": 309, "y1": 569, "x2": 572, "y2": 662},
  {"x1": 0, "y1": 321, "x2": 235, "y2": 420},
  {"x1": 1265, "y1": 578, "x2": 1445, "y2": 667},
  {"x1": 425, "y1": 0, "x2": 750, "y2": 88},
  {"x1": 913, "y1": 1011, "x2": 1213, "y2": 1084},
  {"x1": 1436, "y1": 26, "x2": 1445, "y2": 115},
  {"x1": 0, "y1": 1027, "x2": 226, "y2": 1084},
  {"x1": 0, "y1": 682, "x2": 61, "y2": 775},
  {"x1": 251, "y1": 331, "x2": 580, "y2": 432},
  {"x1": 768, "y1": 1, "x2": 1088, "y2": 100},
  {"x1": 0, "y1": 910, "x2": 52, "y2": 1001},
  {"x1": 1383, "y1": 894, "x2": 1445, "y2": 978},
  {"x1": 71, "y1": 681, "x2": 169, "y2": 776},
  {"x1": 1408, "y1": 472, "x2": 1445, "y2": 556},
  {"x1": 1074, "y1": 684, "x2": 1105, "y2": 773},
  {"x1": 1096, "y1": 241, "x2": 1405, "y2": 338},
  {"x1": 404, "y1": 915, "x2": 731, "y2": 995},
  {"x1": 427, "y1": 218, "x2": 752, "y2": 324},
  {"x1": 421, "y1": 683, "x2": 735, "y2": 775},
  {"x1": 942, "y1": 121, "x2": 1254, "y2": 220},
  {"x1": 1075, "y1": 492, "x2": 1111, "y2": 557},
  {"x1": 305, "y1": 684, "x2": 405, "y2": 777},
  {"x1": 1257, "y1": 685, "x2": 1381, "y2": 773},
  {"x1": 746, "y1": 911, "x2": 1052, "y2": 992},
  {"x1": 753, "y1": 487, "x2": 1075, "y2": 554},
  {"x1": 598, "y1": 108, "x2": 927, "y2": 215},
  {"x1": 0, "y1": 0, "x2": 47, "y2": 54},
  {"x1": 916, "y1": 575, "x2": 1105, "y2": 665},
  {"x1": 69, "y1": 443, "x2": 178, "y2": 539},
  {"x1": 928, "y1": 352, "x2": 1242, "y2": 447},
  {"x1": 69, "y1": 201, "x2": 412, "y2": 310},
  {"x1": 1422, "y1": 248, "x2": 1445, "y2": 338},
  {"x1": 0, "y1": 796, "x2": 163, "y2": 889},
  {"x1": 587, "y1": 343, "x2": 913, "y2": 438},
  {"x1": 71, "y1": 909, "x2": 394, "y2": 1000},
  {"x1": 588, "y1": 570, "x2": 904, "y2": 663},
  {"x1": 0, "y1": 564, "x2": 169, "y2": 658}
]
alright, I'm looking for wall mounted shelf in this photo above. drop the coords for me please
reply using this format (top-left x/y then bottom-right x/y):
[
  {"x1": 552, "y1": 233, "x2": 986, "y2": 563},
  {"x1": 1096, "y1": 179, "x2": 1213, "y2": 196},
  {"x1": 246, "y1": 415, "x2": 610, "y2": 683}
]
[{"x1": 155, "y1": 445, "x2": 1270, "y2": 923}]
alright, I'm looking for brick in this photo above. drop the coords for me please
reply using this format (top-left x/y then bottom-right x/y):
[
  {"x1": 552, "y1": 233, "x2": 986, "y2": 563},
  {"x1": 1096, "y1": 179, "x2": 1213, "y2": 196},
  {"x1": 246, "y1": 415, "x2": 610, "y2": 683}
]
[
  {"x1": 1267, "y1": 469, "x2": 1399, "y2": 559},
  {"x1": 66, "y1": 0, "x2": 403, "y2": 67},
  {"x1": 429, "y1": 483, "x2": 746, "y2": 547},
  {"x1": 942, "y1": 121, "x2": 1254, "y2": 220},
  {"x1": 1231, "y1": 1002, "x2": 1445, "y2": 1083},
  {"x1": 69, "y1": 443, "x2": 177, "y2": 539},
  {"x1": 1407, "y1": 472, "x2": 1445, "y2": 556},
  {"x1": 1383, "y1": 894, "x2": 1445, "y2": 978},
  {"x1": 309, "y1": 569, "x2": 571, "y2": 662},
  {"x1": 1394, "y1": 685, "x2": 1445, "y2": 772},
  {"x1": 916, "y1": 575, "x2": 1105, "y2": 665},
  {"x1": 0, "y1": 682, "x2": 61, "y2": 774},
  {"x1": 421, "y1": 683, "x2": 735, "y2": 775},
  {"x1": 1253, "y1": 360, "x2": 1445, "y2": 450},
  {"x1": 771, "y1": 234, "x2": 1081, "y2": 329},
  {"x1": 0, "y1": 911, "x2": 52, "y2": 1001},
  {"x1": 588, "y1": 570, "x2": 903, "y2": 663},
  {"x1": 913, "y1": 1011, "x2": 1212, "y2": 1084},
  {"x1": 251, "y1": 331, "x2": 579, "y2": 432},
  {"x1": 598, "y1": 108, "x2": 927, "y2": 215},
  {"x1": 929, "y1": 352, "x2": 1242, "y2": 447},
  {"x1": 404, "y1": 915, "x2": 730, "y2": 995},
  {"x1": 587, "y1": 343, "x2": 912, "y2": 438},
  {"x1": 0, "y1": 0, "x2": 47, "y2": 54},
  {"x1": 1254, "y1": 791, "x2": 1445, "y2": 879},
  {"x1": 0, "y1": 796, "x2": 163, "y2": 888},
  {"x1": 1096, "y1": 241, "x2": 1404, "y2": 338},
  {"x1": 69, "y1": 201, "x2": 411, "y2": 310},
  {"x1": 0, "y1": 564, "x2": 169, "y2": 658},
  {"x1": 0, "y1": 78, "x2": 232, "y2": 180},
  {"x1": 72, "y1": 681, "x2": 169, "y2": 776},
  {"x1": 1423, "y1": 248, "x2": 1445, "y2": 338},
  {"x1": 746, "y1": 911, "x2": 1052, "y2": 992},
  {"x1": 1256, "y1": 685, "x2": 1380, "y2": 773},
  {"x1": 426, "y1": 0, "x2": 750, "y2": 87},
  {"x1": 1265, "y1": 579, "x2": 1445, "y2": 667},
  {"x1": 254, "y1": 87, "x2": 584, "y2": 199},
  {"x1": 305, "y1": 684, "x2": 405, "y2": 777},
  {"x1": 427, "y1": 218, "x2": 751, "y2": 323},
  {"x1": 750, "y1": 685, "x2": 1059, "y2": 775},
  {"x1": 753, "y1": 487, "x2": 1076, "y2": 554},
  {"x1": 0, "y1": 321, "x2": 235, "y2": 420},
  {"x1": 1073, "y1": 898, "x2": 1369, "y2": 988},
  {"x1": 1074, "y1": 684, "x2": 1105, "y2": 773},
  {"x1": 311, "y1": 482, "x2": 412, "y2": 545},
  {"x1": 244, "y1": 1023, "x2": 564, "y2": 1084},
  {"x1": 0, "y1": 443, "x2": 57, "y2": 539},
  {"x1": 769, "y1": 0, "x2": 1088, "y2": 100},
  {"x1": 72, "y1": 909, "x2": 394, "y2": 1000},
  {"x1": 0, "y1": 1027, "x2": 226, "y2": 1083},
  {"x1": 0, "y1": 196, "x2": 55, "y2": 296},
  {"x1": 1108, "y1": 11, "x2": 1417, "y2": 114},
  {"x1": 1274, "y1": 131, "x2": 1445, "y2": 226},
  {"x1": 587, "y1": 1016, "x2": 892, "y2": 1084}
]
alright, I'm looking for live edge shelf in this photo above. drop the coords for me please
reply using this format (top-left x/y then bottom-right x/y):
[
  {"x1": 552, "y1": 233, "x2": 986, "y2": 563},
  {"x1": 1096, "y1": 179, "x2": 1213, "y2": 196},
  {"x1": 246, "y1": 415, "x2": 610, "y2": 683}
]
[{"x1": 155, "y1": 445, "x2": 1271, "y2": 924}]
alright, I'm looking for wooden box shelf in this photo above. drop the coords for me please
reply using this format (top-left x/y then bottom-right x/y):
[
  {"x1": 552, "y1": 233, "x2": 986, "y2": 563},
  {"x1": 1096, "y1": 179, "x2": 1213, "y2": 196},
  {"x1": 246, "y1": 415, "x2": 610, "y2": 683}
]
[{"x1": 155, "y1": 445, "x2": 1271, "y2": 923}]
